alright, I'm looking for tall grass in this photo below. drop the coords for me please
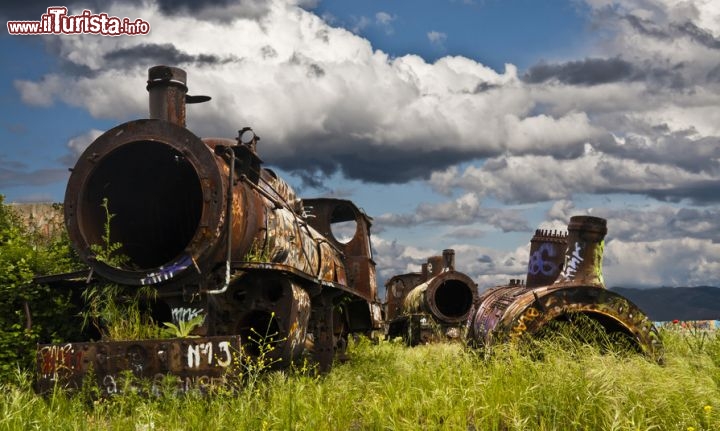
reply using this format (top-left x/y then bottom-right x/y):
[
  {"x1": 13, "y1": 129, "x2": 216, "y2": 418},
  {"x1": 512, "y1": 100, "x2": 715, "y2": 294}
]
[{"x1": 2, "y1": 327, "x2": 719, "y2": 430}]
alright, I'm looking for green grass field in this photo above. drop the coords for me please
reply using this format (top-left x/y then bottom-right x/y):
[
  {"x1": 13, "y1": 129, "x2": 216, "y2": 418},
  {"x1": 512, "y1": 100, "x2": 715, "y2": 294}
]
[{"x1": 2, "y1": 327, "x2": 719, "y2": 431}]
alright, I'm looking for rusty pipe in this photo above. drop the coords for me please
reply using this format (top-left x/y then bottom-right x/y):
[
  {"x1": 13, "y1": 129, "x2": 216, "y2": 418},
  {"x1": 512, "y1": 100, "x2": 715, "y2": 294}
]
[{"x1": 207, "y1": 146, "x2": 236, "y2": 295}]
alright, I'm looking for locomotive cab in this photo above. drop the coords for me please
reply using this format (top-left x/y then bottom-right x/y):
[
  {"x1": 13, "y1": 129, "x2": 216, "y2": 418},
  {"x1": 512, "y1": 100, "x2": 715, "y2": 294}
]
[{"x1": 302, "y1": 198, "x2": 382, "y2": 333}]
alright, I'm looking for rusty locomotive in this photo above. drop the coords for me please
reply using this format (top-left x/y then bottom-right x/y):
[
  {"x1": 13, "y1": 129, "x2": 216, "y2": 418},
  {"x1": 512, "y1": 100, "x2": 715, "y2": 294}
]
[
  {"x1": 384, "y1": 216, "x2": 663, "y2": 363},
  {"x1": 36, "y1": 65, "x2": 383, "y2": 392},
  {"x1": 469, "y1": 215, "x2": 662, "y2": 360},
  {"x1": 385, "y1": 249, "x2": 478, "y2": 345}
]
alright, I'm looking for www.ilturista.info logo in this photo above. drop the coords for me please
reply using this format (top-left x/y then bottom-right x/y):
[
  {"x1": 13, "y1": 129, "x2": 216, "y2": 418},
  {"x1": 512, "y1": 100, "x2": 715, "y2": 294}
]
[{"x1": 7, "y1": 7, "x2": 150, "y2": 36}]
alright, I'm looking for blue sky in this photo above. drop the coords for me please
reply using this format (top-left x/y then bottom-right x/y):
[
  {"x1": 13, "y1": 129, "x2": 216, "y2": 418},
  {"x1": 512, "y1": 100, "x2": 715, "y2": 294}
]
[
  {"x1": 314, "y1": 0, "x2": 593, "y2": 70},
  {"x1": 2, "y1": 0, "x2": 720, "y2": 291}
]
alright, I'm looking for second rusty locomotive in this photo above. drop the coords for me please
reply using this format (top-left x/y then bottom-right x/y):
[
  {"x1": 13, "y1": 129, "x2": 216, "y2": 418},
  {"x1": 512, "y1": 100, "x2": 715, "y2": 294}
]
[
  {"x1": 384, "y1": 216, "x2": 663, "y2": 363},
  {"x1": 37, "y1": 65, "x2": 382, "y2": 392},
  {"x1": 467, "y1": 216, "x2": 663, "y2": 361},
  {"x1": 385, "y1": 249, "x2": 478, "y2": 345}
]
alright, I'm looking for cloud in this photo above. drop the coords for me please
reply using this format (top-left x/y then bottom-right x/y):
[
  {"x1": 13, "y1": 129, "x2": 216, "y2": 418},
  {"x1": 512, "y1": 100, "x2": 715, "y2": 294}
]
[
  {"x1": 103, "y1": 43, "x2": 239, "y2": 69},
  {"x1": 622, "y1": 13, "x2": 720, "y2": 51},
  {"x1": 1, "y1": 0, "x2": 271, "y2": 22},
  {"x1": 429, "y1": 148, "x2": 719, "y2": 205},
  {"x1": 15, "y1": 0, "x2": 715, "y2": 189},
  {"x1": 445, "y1": 227, "x2": 487, "y2": 239},
  {"x1": 18, "y1": 0, "x2": 719, "y2": 194},
  {"x1": 0, "y1": 157, "x2": 69, "y2": 189},
  {"x1": 350, "y1": 16, "x2": 371, "y2": 34},
  {"x1": 375, "y1": 11, "x2": 396, "y2": 34},
  {"x1": 375, "y1": 192, "x2": 531, "y2": 232},
  {"x1": 60, "y1": 129, "x2": 105, "y2": 166},
  {"x1": 543, "y1": 201, "x2": 720, "y2": 244},
  {"x1": 583, "y1": 0, "x2": 720, "y2": 87},
  {"x1": 151, "y1": 0, "x2": 271, "y2": 21},
  {"x1": 523, "y1": 57, "x2": 642, "y2": 86},
  {"x1": 427, "y1": 30, "x2": 447, "y2": 47},
  {"x1": 14, "y1": 1, "x2": 535, "y2": 185},
  {"x1": 604, "y1": 237, "x2": 720, "y2": 288}
]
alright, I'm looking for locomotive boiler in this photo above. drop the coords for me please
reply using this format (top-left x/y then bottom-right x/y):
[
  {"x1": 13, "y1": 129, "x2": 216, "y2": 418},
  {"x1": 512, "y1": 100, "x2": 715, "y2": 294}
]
[
  {"x1": 36, "y1": 65, "x2": 382, "y2": 393},
  {"x1": 467, "y1": 216, "x2": 663, "y2": 362},
  {"x1": 385, "y1": 249, "x2": 478, "y2": 345}
]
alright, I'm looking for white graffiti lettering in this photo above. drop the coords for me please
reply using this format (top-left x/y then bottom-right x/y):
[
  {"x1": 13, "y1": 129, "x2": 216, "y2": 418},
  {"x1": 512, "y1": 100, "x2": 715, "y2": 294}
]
[
  {"x1": 560, "y1": 241, "x2": 584, "y2": 280},
  {"x1": 103, "y1": 375, "x2": 117, "y2": 395},
  {"x1": 187, "y1": 342, "x2": 212, "y2": 368},
  {"x1": 172, "y1": 307, "x2": 203, "y2": 324},
  {"x1": 39, "y1": 343, "x2": 83, "y2": 377},
  {"x1": 186, "y1": 341, "x2": 234, "y2": 369},
  {"x1": 216, "y1": 341, "x2": 232, "y2": 367}
]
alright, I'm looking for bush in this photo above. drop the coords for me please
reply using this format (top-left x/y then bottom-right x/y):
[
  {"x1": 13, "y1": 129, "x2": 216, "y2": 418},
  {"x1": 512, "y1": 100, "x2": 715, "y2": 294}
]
[{"x1": 0, "y1": 196, "x2": 84, "y2": 382}]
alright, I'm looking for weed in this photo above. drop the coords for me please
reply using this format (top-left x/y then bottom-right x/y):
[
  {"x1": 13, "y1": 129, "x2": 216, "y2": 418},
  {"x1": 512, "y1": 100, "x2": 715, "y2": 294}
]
[
  {"x1": 243, "y1": 237, "x2": 274, "y2": 263},
  {"x1": 80, "y1": 284, "x2": 162, "y2": 340},
  {"x1": 160, "y1": 314, "x2": 205, "y2": 338},
  {"x1": 81, "y1": 197, "x2": 164, "y2": 341},
  {"x1": 231, "y1": 312, "x2": 287, "y2": 391},
  {"x1": 89, "y1": 197, "x2": 129, "y2": 268}
]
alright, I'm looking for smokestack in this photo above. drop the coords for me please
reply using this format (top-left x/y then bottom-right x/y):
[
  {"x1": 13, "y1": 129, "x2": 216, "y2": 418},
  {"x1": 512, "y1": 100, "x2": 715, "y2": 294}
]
[
  {"x1": 526, "y1": 229, "x2": 567, "y2": 287},
  {"x1": 147, "y1": 65, "x2": 188, "y2": 127},
  {"x1": 554, "y1": 216, "x2": 607, "y2": 287},
  {"x1": 442, "y1": 249, "x2": 455, "y2": 271}
]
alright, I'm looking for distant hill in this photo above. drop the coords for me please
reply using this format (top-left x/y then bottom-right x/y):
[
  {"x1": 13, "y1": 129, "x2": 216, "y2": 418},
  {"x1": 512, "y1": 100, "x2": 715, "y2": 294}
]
[{"x1": 610, "y1": 286, "x2": 720, "y2": 321}]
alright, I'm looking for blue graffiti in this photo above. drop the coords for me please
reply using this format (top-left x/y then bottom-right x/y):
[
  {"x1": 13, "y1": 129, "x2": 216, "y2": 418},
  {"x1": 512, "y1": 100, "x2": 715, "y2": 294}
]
[{"x1": 527, "y1": 243, "x2": 559, "y2": 276}]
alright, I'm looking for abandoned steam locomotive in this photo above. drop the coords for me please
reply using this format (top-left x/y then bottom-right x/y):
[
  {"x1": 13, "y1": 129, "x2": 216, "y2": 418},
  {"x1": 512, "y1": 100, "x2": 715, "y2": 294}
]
[
  {"x1": 385, "y1": 216, "x2": 663, "y2": 363},
  {"x1": 36, "y1": 65, "x2": 383, "y2": 392},
  {"x1": 385, "y1": 249, "x2": 478, "y2": 345}
]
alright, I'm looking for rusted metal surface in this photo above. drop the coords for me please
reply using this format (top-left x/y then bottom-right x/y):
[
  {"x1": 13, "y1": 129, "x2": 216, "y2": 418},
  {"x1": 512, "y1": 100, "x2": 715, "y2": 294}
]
[
  {"x1": 385, "y1": 249, "x2": 479, "y2": 345},
  {"x1": 467, "y1": 216, "x2": 663, "y2": 362},
  {"x1": 36, "y1": 335, "x2": 242, "y2": 395},
  {"x1": 303, "y1": 198, "x2": 377, "y2": 300},
  {"x1": 64, "y1": 119, "x2": 233, "y2": 286},
  {"x1": 385, "y1": 273, "x2": 425, "y2": 322},
  {"x1": 554, "y1": 216, "x2": 607, "y2": 287},
  {"x1": 402, "y1": 271, "x2": 478, "y2": 323},
  {"x1": 39, "y1": 65, "x2": 383, "y2": 389},
  {"x1": 206, "y1": 272, "x2": 311, "y2": 365}
]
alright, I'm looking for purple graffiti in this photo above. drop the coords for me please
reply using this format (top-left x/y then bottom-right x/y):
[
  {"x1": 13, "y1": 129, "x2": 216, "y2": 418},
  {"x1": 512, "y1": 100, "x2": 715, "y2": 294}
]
[{"x1": 527, "y1": 243, "x2": 558, "y2": 276}]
